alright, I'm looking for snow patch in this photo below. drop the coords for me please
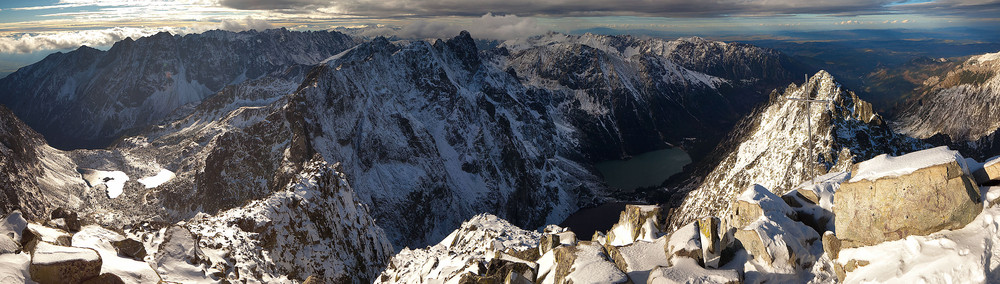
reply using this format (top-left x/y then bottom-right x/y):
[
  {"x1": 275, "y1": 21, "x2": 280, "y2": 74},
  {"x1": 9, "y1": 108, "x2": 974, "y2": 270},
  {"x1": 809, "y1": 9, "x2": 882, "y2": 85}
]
[
  {"x1": 849, "y1": 146, "x2": 967, "y2": 183},
  {"x1": 80, "y1": 168, "x2": 130, "y2": 198},
  {"x1": 137, "y1": 169, "x2": 175, "y2": 188}
]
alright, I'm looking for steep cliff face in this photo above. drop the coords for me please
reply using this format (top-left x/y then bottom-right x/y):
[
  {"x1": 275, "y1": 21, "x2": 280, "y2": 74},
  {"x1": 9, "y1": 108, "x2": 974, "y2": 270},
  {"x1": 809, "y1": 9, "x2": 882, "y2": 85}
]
[
  {"x1": 0, "y1": 105, "x2": 87, "y2": 220},
  {"x1": 894, "y1": 51, "x2": 1000, "y2": 159},
  {"x1": 0, "y1": 28, "x2": 356, "y2": 149},
  {"x1": 668, "y1": 71, "x2": 926, "y2": 231}
]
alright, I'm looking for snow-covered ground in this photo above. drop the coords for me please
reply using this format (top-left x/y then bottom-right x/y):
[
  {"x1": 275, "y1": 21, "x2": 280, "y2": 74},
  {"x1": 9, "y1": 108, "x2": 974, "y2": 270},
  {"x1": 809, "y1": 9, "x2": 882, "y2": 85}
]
[
  {"x1": 79, "y1": 168, "x2": 130, "y2": 198},
  {"x1": 137, "y1": 169, "x2": 175, "y2": 188}
]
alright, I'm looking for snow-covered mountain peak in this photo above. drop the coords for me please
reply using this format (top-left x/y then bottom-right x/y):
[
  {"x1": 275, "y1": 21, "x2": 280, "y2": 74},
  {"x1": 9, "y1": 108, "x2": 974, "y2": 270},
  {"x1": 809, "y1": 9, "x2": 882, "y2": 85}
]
[{"x1": 667, "y1": 70, "x2": 925, "y2": 231}]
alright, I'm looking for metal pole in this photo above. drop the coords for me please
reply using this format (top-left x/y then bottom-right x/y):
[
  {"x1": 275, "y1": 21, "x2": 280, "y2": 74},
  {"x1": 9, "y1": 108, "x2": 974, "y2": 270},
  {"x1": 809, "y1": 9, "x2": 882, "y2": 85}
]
[{"x1": 783, "y1": 97, "x2": 832, "y2": 183}]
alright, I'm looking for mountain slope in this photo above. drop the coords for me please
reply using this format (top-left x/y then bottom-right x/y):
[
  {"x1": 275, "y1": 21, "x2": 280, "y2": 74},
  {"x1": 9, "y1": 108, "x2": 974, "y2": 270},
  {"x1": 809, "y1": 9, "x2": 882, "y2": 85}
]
[
  {"x1": 894, "y1": 51, "x2": 1000, "y2": 159},
  {"x1": 667, "y1": 70, "x2": 927, "y2": 231},
  {"x1": 0, "y1": 28, "x2": 356, "y2": 149},
  {"x1": 0, "y1": 105, "x2": 87, "y2": 220}
]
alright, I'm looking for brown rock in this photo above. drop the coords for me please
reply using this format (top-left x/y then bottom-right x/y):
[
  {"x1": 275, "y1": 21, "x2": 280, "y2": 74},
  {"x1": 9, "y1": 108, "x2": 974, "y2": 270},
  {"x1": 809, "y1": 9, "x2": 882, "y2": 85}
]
[
  {"x1": 82, "y1": 273, "x2": 125, "y2": 284},
  {"x1": 50, "y1": 208, "x2": 81, "y2": 232},
  {"x1": 822, "y1": 231, "x2": 841, "y2": 260},
  {"x1": 301, "y1": 275, "x2": 324, "y2": 284},
  {"x1": 20, "y1": 227, "x2": 41, "y2": 253},
  {"x1": 29, "y1": 242, "x2": 103, "y2": 284},
  {"x1": 538, "y1": 234, "x2": 560, "y2": 255},
  {"x1": 973, "y1": 160, "x2": 1000, "y2": 185},
  {"x1": 111, "y1": 238, "x2": 146, "y2": 260},
  {"x1": 836, "y1": 160, "x2": 982, "y2": 248}
]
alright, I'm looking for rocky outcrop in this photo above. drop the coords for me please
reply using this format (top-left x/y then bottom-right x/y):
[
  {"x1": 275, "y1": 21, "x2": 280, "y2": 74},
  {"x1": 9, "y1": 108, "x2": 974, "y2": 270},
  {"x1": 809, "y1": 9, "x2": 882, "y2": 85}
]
[
  {"x1": 606, "y1": 205, "x2": 663, "y2": 246},
  {"x1": 29, "y1": 242, "x2": 103, "y2": 284},
  {"x1": 731, "y1": 185, "x2": 820, "y2": 270},
  {"x1": 835, "y1": 146, "x2": 982, "y2": 248},
  {"x1": 669, "y1": 70, "x2": 926, "y2": 232},
  {"x1": 0, "y1": 29, "x2": 357, "y2": 149}
]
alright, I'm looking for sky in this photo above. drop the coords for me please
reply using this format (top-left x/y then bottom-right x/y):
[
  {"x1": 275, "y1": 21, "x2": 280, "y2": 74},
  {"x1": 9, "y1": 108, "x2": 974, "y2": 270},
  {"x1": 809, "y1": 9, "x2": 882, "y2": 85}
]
[{"x1": 0, "y1": 0, "x2": 998, "y2": 59}]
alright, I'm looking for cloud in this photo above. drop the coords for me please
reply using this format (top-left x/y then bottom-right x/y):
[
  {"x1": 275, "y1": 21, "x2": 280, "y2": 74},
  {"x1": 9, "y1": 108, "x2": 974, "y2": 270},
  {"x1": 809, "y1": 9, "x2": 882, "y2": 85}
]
[
  {"x1": 219, "y1": 16, "x2": 274, "y2": 32},
  {"x1": 0, "y1": 27, "x2": 204, "y2": 54},
  {"x1": 219, "y1": 0, "x2": 902, "y2": 18},
  {"x1": 891, "y1": 0, "x2": 1000, "y2": 16},
  {"x1": 394, "y1": 13, "x2": 544, "y2": 40}
]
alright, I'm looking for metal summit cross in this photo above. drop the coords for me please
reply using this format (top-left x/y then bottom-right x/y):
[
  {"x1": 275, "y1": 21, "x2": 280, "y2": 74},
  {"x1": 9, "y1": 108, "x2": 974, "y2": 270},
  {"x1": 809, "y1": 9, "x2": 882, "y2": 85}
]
[{"x1": 783, "y1": 75, "x2": 833, "y2": 183}]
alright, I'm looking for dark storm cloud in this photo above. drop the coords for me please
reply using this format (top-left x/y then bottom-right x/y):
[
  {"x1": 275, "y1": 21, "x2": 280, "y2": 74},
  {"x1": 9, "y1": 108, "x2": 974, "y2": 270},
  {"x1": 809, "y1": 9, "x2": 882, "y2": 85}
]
[{"x1": 218, "y1": 0, "x2": 905, "y2": 17}]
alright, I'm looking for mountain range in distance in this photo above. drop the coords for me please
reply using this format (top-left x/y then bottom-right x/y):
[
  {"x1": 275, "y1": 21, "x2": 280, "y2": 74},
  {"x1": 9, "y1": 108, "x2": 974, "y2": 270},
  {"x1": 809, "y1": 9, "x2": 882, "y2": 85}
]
[{"x1": 0, "y1": 27, "x2": 999, "y2": 283}]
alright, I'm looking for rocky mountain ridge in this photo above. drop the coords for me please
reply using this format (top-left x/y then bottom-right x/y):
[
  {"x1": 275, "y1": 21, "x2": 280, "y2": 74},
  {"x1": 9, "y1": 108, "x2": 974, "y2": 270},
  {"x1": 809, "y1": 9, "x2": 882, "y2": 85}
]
[{"x1": 0, "y1": 28, "x2": 356, "y2": 149}]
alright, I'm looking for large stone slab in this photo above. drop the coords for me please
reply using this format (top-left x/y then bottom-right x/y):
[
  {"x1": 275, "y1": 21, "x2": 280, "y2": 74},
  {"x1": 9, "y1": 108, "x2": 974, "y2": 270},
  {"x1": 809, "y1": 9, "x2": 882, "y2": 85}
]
[
  {"x1": 836, "y1": 148, "x2": 982, "y2": 248},
  {"x1": 29, "y1": 242, "x2": 103, "y2": 284}
]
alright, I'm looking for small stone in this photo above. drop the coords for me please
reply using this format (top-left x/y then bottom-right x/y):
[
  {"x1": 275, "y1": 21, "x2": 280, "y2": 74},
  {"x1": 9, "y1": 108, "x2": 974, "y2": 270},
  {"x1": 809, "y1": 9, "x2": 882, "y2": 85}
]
[{"x1": 822, "y1": 231, "x2": 841, "y2": 260}]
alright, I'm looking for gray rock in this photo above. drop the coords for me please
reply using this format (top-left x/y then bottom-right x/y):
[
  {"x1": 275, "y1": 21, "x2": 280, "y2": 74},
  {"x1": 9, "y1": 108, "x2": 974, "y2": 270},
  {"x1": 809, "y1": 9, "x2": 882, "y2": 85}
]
[
  {"x1": 836, "y1": 157, "x2": 982, "y2": 248},
  {"x1": 698, "y1": 216, "x2": 722, "y2": 268}
]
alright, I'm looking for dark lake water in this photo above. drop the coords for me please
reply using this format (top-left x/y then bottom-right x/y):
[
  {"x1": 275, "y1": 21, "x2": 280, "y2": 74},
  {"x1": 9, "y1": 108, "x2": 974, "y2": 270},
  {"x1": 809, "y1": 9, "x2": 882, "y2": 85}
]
[{"x1": 594, "y1": 148, "x2": 692, "y2": 191}]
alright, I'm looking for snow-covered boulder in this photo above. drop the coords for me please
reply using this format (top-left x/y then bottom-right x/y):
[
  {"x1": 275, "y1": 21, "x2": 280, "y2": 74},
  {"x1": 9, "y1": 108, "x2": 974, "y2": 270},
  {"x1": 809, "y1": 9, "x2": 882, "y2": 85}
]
[
  {"x1": 606, "y1": 205, "x2": 663, "y2": 246},
  {"x1": 836, "y1": 146, "x2": 982, "y2": 248},
  {"x1": 1, "y1": 212, "x2": 27, "y2": 242},
  {"x1": 0, "y1": 235, "x2": 18, "y2": 254},
  {"x1": 646, "y1": 257, "x2": 741, "y2": 284},
  {"x1": 605, "y1": 236, "x2": 669, "y2": 283},
  {"x1": 731, "y1": 185, "x2": 820, "y2": 273},
  {"x1": 72, "y1": 225, "x2": 161, "y2": 284},
  {"x1": 29, "y1": 242, "x2": 102, "y2": 284},
  {"x1": 834, "y1": 203, "x2": 1000, "y2": 283},
  {"x1": 536, "y1": 241, "x2": 629, "y2": 284},
  {"x1": 663, "y1": 221, "x2": 703, "y2": 266}
]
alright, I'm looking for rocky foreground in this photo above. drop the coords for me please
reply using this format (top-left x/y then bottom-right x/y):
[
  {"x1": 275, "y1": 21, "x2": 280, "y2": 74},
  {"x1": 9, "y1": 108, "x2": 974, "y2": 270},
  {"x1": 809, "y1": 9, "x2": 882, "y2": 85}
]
[{"x1": 378, "y1": 146, "x2": 1000, "y2": 283}]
